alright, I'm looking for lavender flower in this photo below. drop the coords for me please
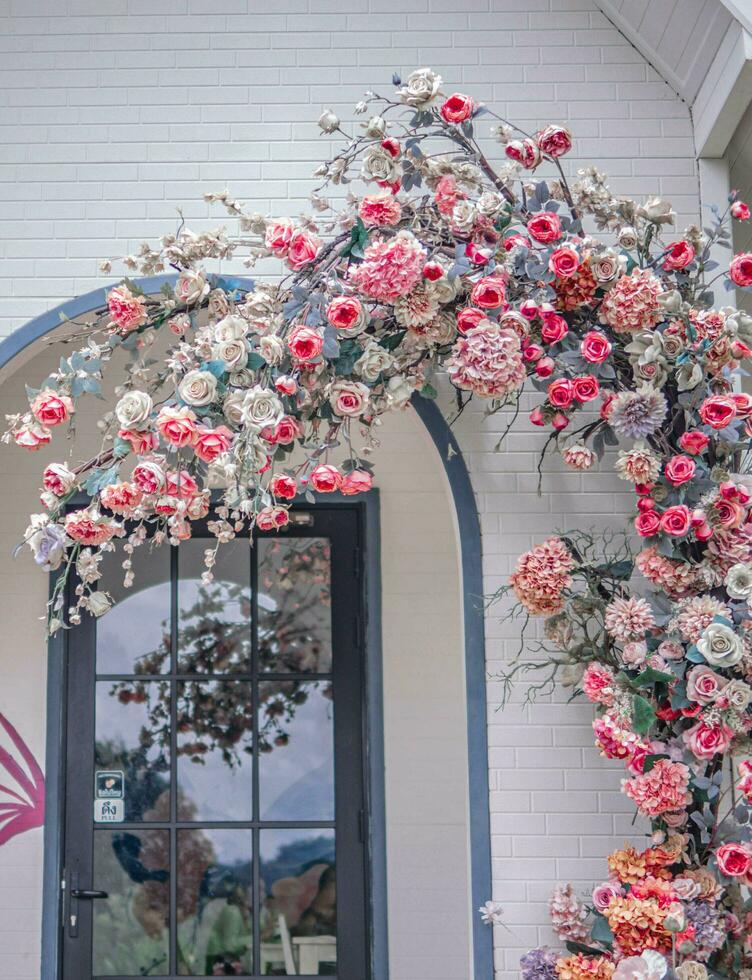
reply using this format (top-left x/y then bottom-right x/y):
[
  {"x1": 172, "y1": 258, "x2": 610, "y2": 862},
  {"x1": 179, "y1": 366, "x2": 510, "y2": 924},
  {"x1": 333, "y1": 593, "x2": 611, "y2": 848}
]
[
  {"x1": 685, "y1": 900, "x2": 725, "y2": 955},
  {"x1": 520, "y1": 946, "x2": 558, "y2": 980}
]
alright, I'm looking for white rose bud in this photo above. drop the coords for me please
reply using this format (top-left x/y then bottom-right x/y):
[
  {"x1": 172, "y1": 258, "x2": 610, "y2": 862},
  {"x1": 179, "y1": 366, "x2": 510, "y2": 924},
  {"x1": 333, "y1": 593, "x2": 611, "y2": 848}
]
[
  {"x1": 363, "y1": 115, "x2": 387, "y2": 138},
  {"x1": 617, "y1": 226, "x2": 638, "y2": 250},
  {"x1": 87, "y1": 591, "x2": 112, "y2": 618},
  {"x1": 178, "y1": 369, "x2": 218, "y2": 408},
  {"x1": 115, "y1": 390, "x2": 153, "y2": 430},
  {"x1": 318, "y1": 109, "x2": 339, "y2": 134},
  {"x1": 697, "y1": 621, "x2": 743, "y2": 668}
]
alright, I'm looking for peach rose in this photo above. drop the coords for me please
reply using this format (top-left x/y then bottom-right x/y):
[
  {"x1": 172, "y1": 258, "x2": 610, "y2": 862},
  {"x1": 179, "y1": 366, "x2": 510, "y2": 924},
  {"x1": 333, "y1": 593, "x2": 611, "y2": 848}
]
[
  {"x1": 256, "y1": 505, "x2": 289, "y2": 531},
  {"x1": 156, "y1": 405, "x2": 198, "y2": 447},
  {"x1": 286, "y1": 229, "x2": 321, "y2": 270},
  {"x1": 31, "y1": 389, "x2": 73, "y2": 427},
  {"x1": 194, "y1": 425, "x2": 233, "y2": 463}
]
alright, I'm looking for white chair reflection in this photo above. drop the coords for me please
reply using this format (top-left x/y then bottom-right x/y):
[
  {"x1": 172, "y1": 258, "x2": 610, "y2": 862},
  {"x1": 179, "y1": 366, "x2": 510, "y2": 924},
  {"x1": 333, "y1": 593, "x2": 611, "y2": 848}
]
[{"x1": 273, "y1": 915, "x2": 337, "y2": 975}]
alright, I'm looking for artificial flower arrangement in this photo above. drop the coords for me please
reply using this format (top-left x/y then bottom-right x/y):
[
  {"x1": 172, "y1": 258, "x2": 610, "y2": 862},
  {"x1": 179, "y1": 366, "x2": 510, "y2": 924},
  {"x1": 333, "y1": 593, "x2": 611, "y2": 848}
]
[{"x1": 5, "y1": 66, "x2": 752, "y2": 977}]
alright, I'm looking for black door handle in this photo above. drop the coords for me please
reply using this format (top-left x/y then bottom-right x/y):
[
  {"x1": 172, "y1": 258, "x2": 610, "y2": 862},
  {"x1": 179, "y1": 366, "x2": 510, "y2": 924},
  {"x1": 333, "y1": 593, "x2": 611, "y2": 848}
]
[{"x1": 70, "y1": 889, "x2": 108, "y2": 900}]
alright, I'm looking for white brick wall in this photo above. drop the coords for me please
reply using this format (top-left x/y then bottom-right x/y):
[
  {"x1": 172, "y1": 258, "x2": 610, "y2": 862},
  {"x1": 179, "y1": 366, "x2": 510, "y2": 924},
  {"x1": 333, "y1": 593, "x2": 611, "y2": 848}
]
[{"x1": 0, "y1": 1, "x2": 701, "y2": 978}]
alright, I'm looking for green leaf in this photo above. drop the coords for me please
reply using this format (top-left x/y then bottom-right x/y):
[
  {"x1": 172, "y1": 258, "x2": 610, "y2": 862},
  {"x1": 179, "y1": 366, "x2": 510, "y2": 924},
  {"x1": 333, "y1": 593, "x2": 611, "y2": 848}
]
[
  {"x1": 642, "y1": 753, "x2": 669, "y2": 773},
  {"x1": 632, "y1": 666, "x2": 674, "y2": 687},
  {"x1": 590, "y1": 913, "x2": 613, "y2": 946},
  {"x1": 419, "y1": 382, "x2": 438, "y2": 399},
  {"x1": 632, "y1": 694, "x2": 656, "y2": 735},
  {"x1": 246, "y1": 352, "x2": 265, "y2": 371}
]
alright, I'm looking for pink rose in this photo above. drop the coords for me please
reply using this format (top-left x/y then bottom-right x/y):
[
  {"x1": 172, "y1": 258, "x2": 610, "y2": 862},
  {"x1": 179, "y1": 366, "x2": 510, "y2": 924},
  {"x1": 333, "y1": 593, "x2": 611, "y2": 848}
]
[
  {"x1": 679, "y1": 430, "x2": 709, "y2": 455},
  {"x1": 156, "y1": 405, "x2": 198, "y2": 448},
  {"x1": 730, "y1": 252, "x2": 752, "y2": 287},
  {"x1": 439, "y1": 92, "x2": 474, "y2": 123},
  {"x1": 549, "y1": 246, "x2": 580, "y2": 278},
  {"x1": 341, "y1": 469, "x2": 373, "y2": 495},
  {"x1": 456, "y1": 307, "x2": 486, "y2": 335},
  {"x1": 133, "y1": 460, "x2": 166, "y2": 495},
  {"x1": 31, "y1": 389, "x2": 74, "y2": 427},
  {"x1": 535, "y1": 357, "x2": 555, "y2": 378},
  {"x1": 503, "y1": 233, "x2": 530, "y2": 251},
  {"x1": 547, "y1": 378, "x2": 574, "y2": 409},
  {"x1": 699, "y1": 395, "x2": 737, "y2": 429},
  {"x1": 660, "y1": 504, "x2": 692, "y2": 537},
  {"x1": 731, "y1": 201, "x2": 751, "y2": 221},
  {"x1": 381, "y1": 137, "x2": 400, "y2": 158},
  {"x1": 327, "y1": 296, "x2": 366, "y2": 335},
  {"x1": 572, "y1": 376, "x2": 599, "y2": 403},
  {"x1": 261, "y1": 416, "x2": 303, "y2": 446},
  {"x1": 716, "y1": 842, "x2": 752, "y2": 878},
  {"x1": 286, "y1": 229, "x2": 321, "y2": 271},
  {"x1": 166, "y1": 470, "x2": 198, "y2": 499},
  {"x1": 107, "y1": 285, "x2": 147, "y2": 333},
  {"x1": 310, "y1": 464, "x2": 342, "y2": 493},
  {"x1": 504, "y1": 138, "x2": 541, "y2": 169},
  {"x1": 592, "y1": 880, "x2": 623, "y2": 912},
  {"x1": 715, "y1": 497, "x2": 745, "y2": 529},
  {"x1": 686, "y1": 665, "x2": 725, "y2": 705},
  {"x1": 274, "y1": 375, "x2": 297, "y2": 396},
  {"x1": 540, "y1": 314, "x2": 568, "y2": 344},
  {"x1": 526, "y1": 211, "x2": 562, "y2": 244},
  {"x1": 118, "y1": 428, "x2": 158, "y2": 455},
  {"x1": 14, "y1": 421, "x2": 51, "y2": 451},
  {"x1": 683, "y1": 720, "x2": 734, "y2": 759},
  {"x1": 470, "y1": 276, "x2": 507, "y2": 310},
  {"x1": 580, "y1": 331, "x2": 611, "y2": 363},
  {"x1": 288, "y1": 324, "x2": 324, "y2": 362},
  {"x1": 43, "y1": 463, "x2": 76, "y2": 496},
  {"x1": 663, "y1": 240, "x2": 695, "y2": 271},
  {"x1": 664, "y1": 454, "x2": 696, "y2": 487},
  {"x1": 256, "y1": 505, "x2": 289, "y2": 531},
  {"x1": 264, "y1": 218, "x2": 295, "y2": 256},
  {"x1": 536, "y1": 124, "x2": 572, "y2": 158},
  {"x1": 194, "y1": 425, "x2": 233, "y2": 463},
  {"x1": 269, "y1": 474, "x2": 297, "y2": 500},
  {"x1": 329, "y1": 380, "x2": 369, "y2": 418}
]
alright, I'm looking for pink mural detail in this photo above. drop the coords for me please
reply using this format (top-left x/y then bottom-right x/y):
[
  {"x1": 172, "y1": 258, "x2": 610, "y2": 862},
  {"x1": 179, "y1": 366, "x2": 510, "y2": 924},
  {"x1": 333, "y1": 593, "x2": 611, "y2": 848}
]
[{"x1": 0, "y1": 713, "x2": 45, "y2": 846}]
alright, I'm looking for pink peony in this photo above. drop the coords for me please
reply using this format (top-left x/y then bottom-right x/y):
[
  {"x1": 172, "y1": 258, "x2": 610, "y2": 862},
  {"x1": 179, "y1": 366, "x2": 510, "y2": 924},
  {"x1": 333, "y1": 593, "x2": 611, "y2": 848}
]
[
  {"x1": 358, "y1": 194, "x2": 402, "y2": 227},
  {"x1": 100, "y1": 482, "x2": 143, "y2": 516},
  {"x1": 622, "y1": 759, "x2": 690, "y2": 817},
  {"x1": 347, "y1": 231, "x2": 425, "y2": 302},
  {"x1": 107, "y1": 284, "x2": 147, "y2": 334},
  {"x1": 65, "y1": 510, "x2": 120, "y2": 546},
  {"x1": 446, "y1": 322, "x2": 525, "y2": 399}
]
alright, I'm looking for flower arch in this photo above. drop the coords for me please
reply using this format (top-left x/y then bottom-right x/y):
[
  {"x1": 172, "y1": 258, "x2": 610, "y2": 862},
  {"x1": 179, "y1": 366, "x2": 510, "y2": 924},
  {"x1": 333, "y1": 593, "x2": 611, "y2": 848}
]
[{"x1": 5, "y1": 67, "x2": 752, "y2": 979}]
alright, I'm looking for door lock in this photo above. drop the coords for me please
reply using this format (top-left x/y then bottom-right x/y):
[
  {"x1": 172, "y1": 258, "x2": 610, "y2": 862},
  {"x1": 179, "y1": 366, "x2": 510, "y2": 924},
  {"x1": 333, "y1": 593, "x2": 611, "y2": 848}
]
[{"x1": 70, "y1": 889, "x2": 109, "y2": 900}]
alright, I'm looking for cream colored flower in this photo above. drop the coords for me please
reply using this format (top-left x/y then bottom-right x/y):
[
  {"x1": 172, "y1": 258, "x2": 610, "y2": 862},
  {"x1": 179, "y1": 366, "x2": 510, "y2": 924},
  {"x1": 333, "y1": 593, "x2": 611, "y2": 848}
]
[
  {"x1": 178, "y1": 370, "x2": 218, "y2": 407},
  {"x1": 115, "y1": 390, "x2": 153, "y2": 429},
  {"x1": 398, "y1": 67, "x2": 442, "y2": 106}
]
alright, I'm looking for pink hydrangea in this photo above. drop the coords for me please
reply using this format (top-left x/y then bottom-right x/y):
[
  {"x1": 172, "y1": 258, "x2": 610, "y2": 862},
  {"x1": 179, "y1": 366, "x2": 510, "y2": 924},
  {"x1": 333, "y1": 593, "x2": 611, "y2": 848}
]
[
  {"x1": 593, "y1": 711, "x2": 645, "y2": 762},
  {"x1": 635, "y1": 546, "x2": 701, "y2": 599},
  {"x1": 599, "y1": 268, "x2": 663, "y2": 334},
  {"x1": 622, "y1": 758, "x2": 690, "y2": 817},
  {"x1": 706, "y1": 525, "x2": 752, "y2": 577},
  {"x1": 582, "y1": 662, "x2": 616, "y2": 706},
  {"x1": 549, "y1": 883, "x2": 590, "y2": 943},
  {"x1": 446, "y1": 322, "x2": 525, "y2": 399},
  {"x1": 509, "y1": 536, "x2": 575, "y2": 616},
  {"x1": 348, "y1": 230, "x2": 425, "y2": 302}
]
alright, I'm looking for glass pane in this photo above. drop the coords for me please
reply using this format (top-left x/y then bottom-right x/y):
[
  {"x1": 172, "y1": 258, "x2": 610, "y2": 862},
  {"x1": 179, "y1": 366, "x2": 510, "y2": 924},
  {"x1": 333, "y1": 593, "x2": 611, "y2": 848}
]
[
  {"x1": 95, "y1": 680, "x2": 171, "y2": 822},
  {"x1": 177, "y1": 830, "x2": 253, "y2": 976},
  {"x1": 92, "y1": 828, "x2": 170, "y2": 976},
  {"x1": 258, "y1": 538, "x2": 332, "y2": 673},
  {"x1": 96, "y1": 543, "x2": 171, "y2": 675},
  {"x1": 177, "y1": 681, "x2": 253, "y2": 821},
  {"x1": 259, "y1": 682, "x2": 334, "y2": 821},
  {"x1": 178, "y1": 539, "x2": 252, "y2": 674},
  {"x1": 260, "y1": 829, "x2": 336, "y2": 976}
]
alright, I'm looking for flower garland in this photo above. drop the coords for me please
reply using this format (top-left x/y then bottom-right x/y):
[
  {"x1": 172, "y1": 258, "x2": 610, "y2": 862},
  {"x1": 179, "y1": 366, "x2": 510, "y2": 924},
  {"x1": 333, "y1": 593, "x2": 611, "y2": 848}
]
[{"x1": 6, "y1": 67, "x2": 752, "y2": 977}]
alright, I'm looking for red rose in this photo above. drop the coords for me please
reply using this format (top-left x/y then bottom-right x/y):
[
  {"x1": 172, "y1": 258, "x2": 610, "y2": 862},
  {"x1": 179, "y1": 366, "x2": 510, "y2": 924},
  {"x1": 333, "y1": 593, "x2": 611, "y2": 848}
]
[
  {"x1": 662, "y1": 240, "x2": 695, "y2": 271},
  {"x1": 635, "y1": 510, "x2": 660, "y2": 537},
  {"x1": 716, "y1": 842, "x2": 752, "y2": 878},
  {"x1": 265, "y1": 218, "x2": 294, "y2": 256},
  {"x1": 536, "y1": 124, "x2": 572, "y2": 158},
  {"x1": 456, "y1": 307, "x2": 486, "y2": 334},
  {"x1": 540, "y1": 313, "x2": 568, "y2": 344},
  {"x1": 664, "y1": 454, "x2": 696, "y2": 487},
  {"x1": 699, "y1": 395, "x2": 737, "y2": 429},
  {"x1": 535, "y1": 357, "x2": 555, "y2": 378},
  {"x1": 269, "y1": 474, "x2": 297, "y2": 500},
  {"x1": 522, "y1": 343, "x2": 544, "y2": 363},
  {"x1": 733, "y1": 392, "x2": 752, "y2": 418},
  {"x1": 572, "y1": 376, "x2": 599, "y2": 403},
  {"x1": 580, "y1": 330, "x2": 611, "y2": 363},
  {"x1": 439, "y1": 92, "x2": 474, "y2": 124},
  {"x1": 660, "y1": 504, "x2": 692, "y2": 537},
  {"x1": 547, "y1": 378, "x2": 574, "y2": 409},
  {"x1": 470, "y1": 276, "x2": 507, "y2": 310},
  {"x1": 310, "y1": 464, "x2": 342, "y2": 493},
  {"x1": 326, "y1": 296, "x2": 365, "y2": 335},
  {"x1": 288, "y1": 324, "x2": 324, "y2": 362},
  {"x1": 381, "y1": 137, "x2": 401, "y2": 158},
  {"x1": 422, "y1": 261, "x2": 444, "y2": 281},
  {"x1": 526, "y1": 211, "x2": 562, "y2": 244},
  {"x1": 261, "y1": 416, "x2": 303, "y2": 446},
  {"x1": 505, "y1": 138, "x2": 541, "y2": 169},
  {"x1": 731, "y1": 201, "x2": 751, "y2": 221},
  {"x1": 730, "y1": 252, "x2": 752, "y2": 287},
  {"x1": 551, "y1": 412, "x2": 569, "y2": 431},
  {"x1": 529, "y1": 407, "x2": 545, "y2": 426},
  {"x1": 679, "y1": 430, "x2": 710, "y2": 455},
  {"x1": 256, "y1": 505, "x2": 289, "y2": 531},
  {"x1": 549, "y1": 246, "x2": 580, "y2": 278}
]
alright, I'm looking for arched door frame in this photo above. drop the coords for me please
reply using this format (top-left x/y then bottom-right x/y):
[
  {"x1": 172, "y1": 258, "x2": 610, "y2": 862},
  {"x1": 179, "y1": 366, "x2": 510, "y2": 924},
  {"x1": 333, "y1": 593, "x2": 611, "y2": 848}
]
[{"x1": 0, "y1": 276, "x2": 493, "y2": 979}]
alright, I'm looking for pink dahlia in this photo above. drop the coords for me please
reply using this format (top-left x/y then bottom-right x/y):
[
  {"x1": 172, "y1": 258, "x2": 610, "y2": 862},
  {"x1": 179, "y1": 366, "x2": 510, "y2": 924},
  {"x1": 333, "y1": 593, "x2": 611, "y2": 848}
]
[
  {"x1": 358, "y1": 193, "x2": 402, "y2": 227},
  {"x1": 348, "y1": 230, "x2": 425, "y2": 302},
  {"x1": 510, "y1": 536, "x2": 575, "y2": 616},
  {"x1": 622, "y1": 758, "x2": 690, "y2": 817},
  {"x1": 604, "y1": 596, "x2": 655, "y2": 641},
  {"x1": 446, "y1": 322, "x2": 525, "y2": 399},
  {"x1": 599, "y1": 268, "x2": 663, "y2": 334},
  {"x1": 562, "y1": 443, "x2": 596, "y2": 470}
]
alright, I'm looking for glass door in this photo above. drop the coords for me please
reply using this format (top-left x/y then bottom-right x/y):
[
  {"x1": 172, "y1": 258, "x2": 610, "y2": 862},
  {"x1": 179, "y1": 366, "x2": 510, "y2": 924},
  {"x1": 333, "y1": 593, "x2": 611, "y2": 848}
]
[{"x1": 61, "y1": 506, "x2": 369, "y2": 979}]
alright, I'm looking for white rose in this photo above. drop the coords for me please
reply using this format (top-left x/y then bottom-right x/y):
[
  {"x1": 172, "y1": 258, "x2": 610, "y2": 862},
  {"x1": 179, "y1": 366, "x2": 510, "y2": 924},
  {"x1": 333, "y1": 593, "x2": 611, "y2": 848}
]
[
  {"x1": 361, "y1": 145, "x2": 400, "y2": 184},
  {"x1": 476, "y1": 191, "x2": 504, "y2": 217},
  {"x1": 385, "y1": 375, "x2": 414, "y2": 408},
  {"x1": 328, "y1": 380, "x2": 370, "y2": 417},
  {"x1": 175, "y1": 269, "x2": 210, "y2": 305},
  {"x1": 640, "y1": 196, "x2": 675, "y2": 225},
  {"x1": 451, "y1": 201, "x2": 476, "y2": 234},
  {"x1": 86, "y1": 591, "x2": 112, "y2": 618},
  {"x1": 726, "y1": 563, "x2": 752, "y2": 600},
  {"x1": 25, "y1": 514, "x2": 68, "y2": 572},
  {"x1": 428, "y1": 277, "x2": 458, "y2": 305},
  {"x1": 617, "y1": 226, "x2": 638, "y2": 250},
  {"x1": 355, "y1": 344, "x2": 394, "y2": 382},
  {"x1": 591, "y1": 249, "x2": 625, "y2": 285},
  {"x1": 363, "y1": 115, "x2": 387, "y2": 138},
  {"x1": 178, "y1": 370, "x2": 217, "y2": 407},
  {"x1": 214, "y1": 314, "x2": 247, "y2": 343},
  {"x1": 398, "y1": 67, "x2": 442, "y2": 106},
  {"x1": 259, "y1": 335, "x2": 285, "y2": 366},
  {"x1": 317, "y1": 109, "x2": 339, "y2": 134},
  {"x1": 241, "y1": 386, "x2": 283, "y2": 430},
  {"x1": 215, "y1": 339, "x2": 248, "y2": 370},
  {"x1": 697, "y1": 621, "x2": 743, "y2": 668},
  {"x1": 207, "y1": 454, "x2": 237, "y2": 488},
  {"x1": 725, "y1": 679, "x2": 752, "y2": 711},
  {"x1": 223, "y1": 392, "x2": 245, "y2": 427},
  {"x1": 115, "y1": 390, "x2": 153, "y2": 429}
]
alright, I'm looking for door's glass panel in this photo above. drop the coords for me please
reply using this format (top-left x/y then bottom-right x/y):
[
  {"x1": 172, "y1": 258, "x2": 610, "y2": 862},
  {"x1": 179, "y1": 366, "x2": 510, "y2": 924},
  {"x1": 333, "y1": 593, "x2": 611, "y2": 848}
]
[
  {"x1": 177, "y1": 681, "x2": 253, "y2": 821},
  {"x1": 259, "y1": 682, "x2": 334, "y2": 821},
  {"x1": 92, "y1": 828, "x2": 170, "y2": 976},
  {"x1": 177, "y1": 829, "x2": 253, "y2": 977},
  {"x1": 178, "y1": 538, "x2": 252, "y2": 674},
  {"x1": 95, "y1": 680, "x2": 171, "y2": 822},
  {"x1": 259, "y1": 829, "x2": 336, "y2": 976},
  {"x1": 258, "y1": 538, "x2": 332, "y2": 673},
  {"x1": 96, "y1": 544, "x2": 171, "y2": 675}
]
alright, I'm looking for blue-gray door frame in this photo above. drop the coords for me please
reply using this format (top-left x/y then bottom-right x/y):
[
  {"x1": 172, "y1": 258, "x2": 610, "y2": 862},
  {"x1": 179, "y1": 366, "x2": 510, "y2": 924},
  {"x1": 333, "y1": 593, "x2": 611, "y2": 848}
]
[{"x1": 0, "y1": 277, "x2": 493, "y2": 979}]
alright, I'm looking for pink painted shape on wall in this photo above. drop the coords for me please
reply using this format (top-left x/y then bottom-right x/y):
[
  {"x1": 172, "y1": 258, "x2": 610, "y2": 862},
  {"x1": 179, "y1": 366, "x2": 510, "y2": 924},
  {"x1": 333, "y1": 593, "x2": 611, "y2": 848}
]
[{"x1": 0, "y1": 713, "x2": 45, "y2": 846}]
